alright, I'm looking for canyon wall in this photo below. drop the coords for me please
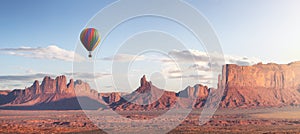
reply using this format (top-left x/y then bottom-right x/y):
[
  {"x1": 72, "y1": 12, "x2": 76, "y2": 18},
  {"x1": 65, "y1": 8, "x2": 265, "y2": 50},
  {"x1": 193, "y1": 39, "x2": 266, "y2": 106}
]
[{"x1": 220, "y1": 61, "x2": 300, "y2": 107}]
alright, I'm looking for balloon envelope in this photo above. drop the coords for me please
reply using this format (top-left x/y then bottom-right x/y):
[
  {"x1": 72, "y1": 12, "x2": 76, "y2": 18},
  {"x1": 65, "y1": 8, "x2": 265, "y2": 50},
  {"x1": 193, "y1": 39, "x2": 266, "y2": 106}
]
[{"x1": 80, "y1": 28, "x2": 101, "y2": 53}]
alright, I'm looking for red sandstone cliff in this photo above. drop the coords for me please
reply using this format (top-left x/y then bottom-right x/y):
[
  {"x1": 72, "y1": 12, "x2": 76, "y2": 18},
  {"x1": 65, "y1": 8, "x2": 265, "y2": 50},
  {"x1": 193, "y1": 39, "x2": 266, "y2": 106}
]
[
  {"x1": 1, "y1": 75, "x2": 106, "y2": 110},
  {"x1": 110, "y1": 75, "x2": 179, "y2": 110},
  {"x1": 1, "y1": 61, "x2": 300, "y2": 110},
  {"x1": 220, "y1": 61, "x2": 300, "y2": 107}
]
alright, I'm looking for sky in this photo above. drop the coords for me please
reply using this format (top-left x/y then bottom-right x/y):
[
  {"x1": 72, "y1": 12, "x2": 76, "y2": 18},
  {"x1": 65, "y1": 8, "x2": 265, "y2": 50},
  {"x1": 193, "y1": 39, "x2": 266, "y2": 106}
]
[{"x1": 0, "y1": 0, "x2": 300, "y2": 92}]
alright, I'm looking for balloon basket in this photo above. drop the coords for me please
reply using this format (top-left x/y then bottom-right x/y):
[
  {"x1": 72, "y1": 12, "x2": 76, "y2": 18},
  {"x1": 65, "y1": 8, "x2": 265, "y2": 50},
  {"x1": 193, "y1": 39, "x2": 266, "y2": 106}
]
[{"x1": 88, "y1": 52, "x2": 92, "y2": 58}]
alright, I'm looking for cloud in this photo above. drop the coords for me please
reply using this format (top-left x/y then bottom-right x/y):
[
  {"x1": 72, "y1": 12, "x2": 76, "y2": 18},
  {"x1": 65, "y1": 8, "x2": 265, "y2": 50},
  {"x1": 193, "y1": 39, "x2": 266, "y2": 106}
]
[
  {"x1": 102, "y1": 49, "x2": 261, "y2": 66},
  {"x1": 102, "y1": 49, "x2": 261, "y2": 85},
  {"x1": 166, "y1": 49, "x2": 261, "y2": 65},
  {"x1": 168, "y1": 70, "x2": 182, "y2": 74},
  {"x1": 188, "y1": 64, "x2": 210, "y2": 72},
  {"x1": 102, "y1": 54, "x2": 145, "y2": 62},
  {"x1": 64, "y1": 72, "x2": 111, "y2": 80},
  {"x1": 225, "y1": 55, "x2": 261, "y2": 66},
  {"x1": 168, "y1": 74, "x2": 207, "y2": 79},
  {"x1": 0, "y1": 73, "x2": 57, "y2": 90},
  {"x1": 0, "y1": 45, "x2": 84, "y2": 62},
  {"x1": 0, "y1": 72, "x2": 112, "y2": 83},
  {"x1": 0, "y1": 72, "x2": 112, "y2": 90},
  {"x1": 159, "y1": 49, "x2": 262, "y2": 87},
  {"x1": 0, "y1": 73, "x2": 55, "y2": 82},
  {"x1": 0, "y1": 85, "x2": 11, "y2": 91},
  {"x1": 165, "y1": 49, "x2": 209, "y2": 62}
]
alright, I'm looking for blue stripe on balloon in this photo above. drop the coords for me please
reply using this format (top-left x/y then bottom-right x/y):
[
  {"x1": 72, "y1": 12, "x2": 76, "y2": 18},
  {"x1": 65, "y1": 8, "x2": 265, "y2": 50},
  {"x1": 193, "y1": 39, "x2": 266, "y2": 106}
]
[{"x1": 84, "y1": 29, "x2": 90, "y2": 49}]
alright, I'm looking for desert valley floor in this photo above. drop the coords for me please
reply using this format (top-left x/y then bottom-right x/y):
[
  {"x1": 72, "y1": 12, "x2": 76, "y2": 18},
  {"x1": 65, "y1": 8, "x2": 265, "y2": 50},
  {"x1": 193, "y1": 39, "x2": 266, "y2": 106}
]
[{"x1": 1, "y1": 106, "x2": 300, "y2": 134}]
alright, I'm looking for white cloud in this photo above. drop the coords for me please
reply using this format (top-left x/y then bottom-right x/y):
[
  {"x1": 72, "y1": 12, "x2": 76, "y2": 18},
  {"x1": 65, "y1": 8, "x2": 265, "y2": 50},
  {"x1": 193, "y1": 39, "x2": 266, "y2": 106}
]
[
  {"x1": 0, "y1": 72, "x2": 112, "y2": 90},
  {"x1": 0, "y1": 85, "x2": 11, "y2": 91},
  {"x1": 101, "y1": 49, "x2": 262, "y2": 84},
  {"x1": 0, "y1": 49, "x2": 262, "y2": 90},
  {"x1": 64, "y1": 72, "x2": 111, "y2": 80},
  {"x1": 188, "y1": 64, "x2": 210, "y2": 72},
  {"x1": 224, "y1": 54, "x2": 261, "y2": 66},
  {"x1": 102, "y1": 54, "x2": 145, "y2": 62},
  {"x1": 167, "y1": 49, "x2": 261, "y2": 65},
  {"x1": 159, "y1": 49, "x2": 262, "y2": 88},
  {"x1": 0, "y1": 73, "x2": 55, "y2": 82},
  {"x1": 0, "y1": 45, "x2": 84, "y2": 62},
  {"x1": 0, "y1": 73, "x2": 56, "y2": 90},
  {"x1": 165, "y1": 49, "x2": 209, "y2": 62}
]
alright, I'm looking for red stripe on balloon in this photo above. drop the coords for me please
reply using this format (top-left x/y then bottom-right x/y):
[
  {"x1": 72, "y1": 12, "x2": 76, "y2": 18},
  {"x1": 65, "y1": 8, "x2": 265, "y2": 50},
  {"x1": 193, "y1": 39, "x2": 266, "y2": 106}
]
[
  {"x1": 88, "y1": 29, "x2": 94, "y2": 49},
  {"x1": 84, "y1": 29, "x2": 89, "y2": 49}
]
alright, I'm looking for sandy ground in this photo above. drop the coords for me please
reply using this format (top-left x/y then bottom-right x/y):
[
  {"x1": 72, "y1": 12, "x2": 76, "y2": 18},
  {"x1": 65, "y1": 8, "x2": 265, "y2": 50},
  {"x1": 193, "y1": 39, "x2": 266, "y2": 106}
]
[{"x1": 0, "y1": 107, "x2": 300, "y2": 134}]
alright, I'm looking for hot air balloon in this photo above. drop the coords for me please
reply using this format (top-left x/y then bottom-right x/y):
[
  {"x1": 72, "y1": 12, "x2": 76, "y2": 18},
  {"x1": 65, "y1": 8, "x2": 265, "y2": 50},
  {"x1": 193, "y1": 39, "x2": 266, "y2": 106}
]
[{"x1": 80, "y1": 28, "x2": 101, "y2": 58}]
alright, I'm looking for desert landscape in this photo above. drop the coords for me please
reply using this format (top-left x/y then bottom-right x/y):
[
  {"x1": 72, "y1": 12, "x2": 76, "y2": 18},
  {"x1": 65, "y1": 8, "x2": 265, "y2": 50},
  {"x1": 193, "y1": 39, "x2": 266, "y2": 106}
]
[
  {"x1": 0, "y1": 62, "x2": 300, "y2": 133},
  {"x1": 2, "y1": 0, "x2": 300, "y2": 133},
  {"x1": 1, "y1": 107, "x2": 300, "y2": 133}
]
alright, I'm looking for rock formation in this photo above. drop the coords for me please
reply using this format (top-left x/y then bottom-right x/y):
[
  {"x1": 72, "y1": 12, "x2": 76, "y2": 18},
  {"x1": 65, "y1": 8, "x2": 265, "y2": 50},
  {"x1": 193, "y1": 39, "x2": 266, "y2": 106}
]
[
  {"x1": 1, "y1": 61, "x2": 300, "y2": 110},
  {"x1": 177, "y1": 84, "x2": 209, "y2": 99},
  {"x1": 101, "y1": 92, "x2": 122, "y2": 104},
  {"x1": 0, "y1": 90, "x2": 10, "y2": 96},
  {"x1": 177, "y1": 84, "x2": 210, "y2": 108},
  {"x1": 110, "y1": 76, "x2": 178, "y2": 110},
  {"x1": 220, "y1": 61, "x2": 300, "y2": 107},
  {"x1": 0, "y1": 75, "x2": 106, "y2": 110}
]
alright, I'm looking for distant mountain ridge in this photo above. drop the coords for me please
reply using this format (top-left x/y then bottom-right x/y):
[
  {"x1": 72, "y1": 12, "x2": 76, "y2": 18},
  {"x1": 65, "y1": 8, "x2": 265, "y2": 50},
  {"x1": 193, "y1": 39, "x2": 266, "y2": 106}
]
[
  {"x1": 0, "y1": 75, "x2": 107, "y2": 110},
  {"x1": 0, "y1": 75, "x2": 210, "y2": 110},
  {"x1": 0, "y1": 61, "x2": 300, "y2": 110}
]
